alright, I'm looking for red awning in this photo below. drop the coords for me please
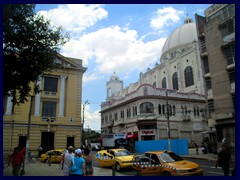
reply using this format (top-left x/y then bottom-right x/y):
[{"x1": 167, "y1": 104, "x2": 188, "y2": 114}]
[{"x1": 126, "y1": 134, "x2": 138, "y2": 139}]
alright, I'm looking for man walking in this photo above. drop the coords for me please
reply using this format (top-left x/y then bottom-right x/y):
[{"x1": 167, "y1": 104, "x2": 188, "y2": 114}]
[
  {"x1": 216, "y1": 144, "x2": 232, "y2": 176},
  {"x1": 8, "y1": 147, "x2": 24, "y2": 176}
]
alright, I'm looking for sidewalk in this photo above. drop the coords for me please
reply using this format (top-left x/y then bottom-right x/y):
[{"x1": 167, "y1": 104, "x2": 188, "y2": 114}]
[
  {"x1": 3, "y1": 158, "x2": 126, "y2": 176},
  {"x1": 183, "y1": 148, "x2": 235, "y2": 163}
]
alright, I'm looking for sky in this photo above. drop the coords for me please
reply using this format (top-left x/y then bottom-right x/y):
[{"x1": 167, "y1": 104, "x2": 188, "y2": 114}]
[{"x1": 35, "y1": 4, "x2": 211, "y2": 131}]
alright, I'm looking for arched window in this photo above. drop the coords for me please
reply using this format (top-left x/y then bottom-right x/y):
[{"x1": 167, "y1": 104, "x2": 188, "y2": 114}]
[
  {"x1": 158, "y1": 104, "x2": 162, "y2": 114},
  {"x1": 162, "y1": 77, "x2": 166, "y2": 89},
  {"x1": 172, "y1": 72, "x2": 179, "y2": 90},
  {"x1": 185, "y1": 106, "x2": 187, "y2": 114},
  {"x1": 184, "y1": 66, "x2": 194, "y2": 87},
  {"x1": 173, "y1": 105, "x2": 176, "y2": 115},
  {"x1": 153, "y1": 82, "x2": 156, "y2": 87},
  {"x1": 140, "y1": 102, "x2": 154, "y2": 114},
  {"x1": 162, "y1": 104, "x2": 165, "y2": 114},
  {"x1": 194, "y1": 107, "x2": 196, "y2": 116}
]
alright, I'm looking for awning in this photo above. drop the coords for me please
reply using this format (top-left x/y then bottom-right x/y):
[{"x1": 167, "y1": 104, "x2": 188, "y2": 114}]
[
  {"x1": 126, "y1": 134, "x2": 138, "y2": 139},
  {"x1": 200, "y1": 130, "x2": 216, "y2": 134}
]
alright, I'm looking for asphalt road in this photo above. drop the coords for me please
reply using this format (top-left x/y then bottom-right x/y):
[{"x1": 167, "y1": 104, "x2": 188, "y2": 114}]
[{"x1": 92, "y1": 151, "x2": 230, "y2": 176}]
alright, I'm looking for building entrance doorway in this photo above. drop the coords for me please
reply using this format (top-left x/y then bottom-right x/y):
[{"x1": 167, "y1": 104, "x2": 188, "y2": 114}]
[
  {"x1": 41, "y1": 132, "x2": 54, "y2": 153},
  {"x1": 67, "y1": 137, "x2": 75, "y2": 148},
  {"x1": 19, "y1": 136, "x2": 27, "y2": 150}
]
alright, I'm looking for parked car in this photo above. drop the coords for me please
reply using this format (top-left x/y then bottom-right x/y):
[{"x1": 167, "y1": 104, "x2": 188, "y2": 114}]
[
  {"x1": 132, "y1": 150, "x2": 203, "y2": 176},
  {"x1": 94, "y1": 148, "x2": 134, "y2": 171},
  {"x1": 39, "y1": 149, "x2": 64, "y2": 163}
]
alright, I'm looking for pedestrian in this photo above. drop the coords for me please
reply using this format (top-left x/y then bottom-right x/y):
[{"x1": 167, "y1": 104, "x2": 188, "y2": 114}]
[
  {"x1": 7, "y1": 147, "x2": 25, "y2": 176},
  {"x1": 215, "y1": 144, "x2": 232, "y2": 176},
  {"x1": 195, "y1": 143, "x2": 199, "y2": 155},
  {"x1": 62, "y1": 146, "x2": 74, "y2": 176},
  {"x1": 38, "y1": 145, "x2": 43, "y2": 157},
  {"x1": 69, "y1": 148, "x2": 86, "y2": 176},
  {"x1": 83, "y1": 148, "x2": 94, "y2": 176},
  {"x1": 21, "y1": 147, "x2": 26, "y2": 158}
]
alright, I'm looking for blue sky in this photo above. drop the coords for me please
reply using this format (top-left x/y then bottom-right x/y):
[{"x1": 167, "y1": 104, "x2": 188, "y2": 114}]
[{"x1": 35, "y1": 4, "x2": 211, "y2": 130}]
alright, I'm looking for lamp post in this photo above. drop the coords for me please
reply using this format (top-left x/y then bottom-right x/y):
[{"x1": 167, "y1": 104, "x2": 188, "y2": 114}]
[
  {"x1": 82, "y1": 100, "x2": 89, "y2": 145},
  {"x1": 165, "y1": 90, "x2": 171, "y2": 151}
]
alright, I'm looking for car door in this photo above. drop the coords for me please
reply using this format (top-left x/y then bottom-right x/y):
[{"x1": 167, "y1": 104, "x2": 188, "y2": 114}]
[
  {"x1": 94, "y1": 151, "x2": 115, "y2": 167},
  {"x1": 55, "y1": 150, "x2": 63, "y2": 163},
  {"x1": 47, "y1": 151, "x2": 55, "y2": 162},
  {"x1": 138, "y1": 153, "x2": 162, "y2": 176}
]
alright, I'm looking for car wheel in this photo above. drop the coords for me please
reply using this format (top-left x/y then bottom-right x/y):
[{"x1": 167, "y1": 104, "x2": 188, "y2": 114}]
[
  {"x1": 162, "y1": 171, "x2": 171, "y2": 176},
  {"x1": 115, "y1": 163, "x2": 121, "y2": 171}
]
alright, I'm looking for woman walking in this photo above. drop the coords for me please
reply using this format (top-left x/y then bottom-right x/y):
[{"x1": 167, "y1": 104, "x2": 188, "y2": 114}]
[
  {"x1": 62, "y1": 146, "x2": 74, "y2": 176},
  {"x1": 69, "y1": 149, "x2": 86, "y2": 176},
  {"x1": 83, "y1": 148, "x2": 94, "y2": 176}
]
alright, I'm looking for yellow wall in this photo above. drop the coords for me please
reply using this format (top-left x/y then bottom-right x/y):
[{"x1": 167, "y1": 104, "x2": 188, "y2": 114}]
[{"x1": 3, "y1": 55, "x2": 86, "y2": 159}]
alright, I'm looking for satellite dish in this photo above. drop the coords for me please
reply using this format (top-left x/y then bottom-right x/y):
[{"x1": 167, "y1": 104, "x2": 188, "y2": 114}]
[{"x1": 70, "y1": 118, "x2": 74, "y2": 123}]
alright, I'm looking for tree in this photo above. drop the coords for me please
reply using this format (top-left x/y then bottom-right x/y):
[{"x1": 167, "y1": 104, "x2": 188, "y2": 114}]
[{"x1": 3, "y1": 4, "x2": 69, "y2": 104}]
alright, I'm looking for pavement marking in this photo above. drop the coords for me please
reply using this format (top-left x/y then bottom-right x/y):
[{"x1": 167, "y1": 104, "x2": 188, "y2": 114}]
[{"x1": 208, "y1": 171, "x2": 224, "y2": 175}]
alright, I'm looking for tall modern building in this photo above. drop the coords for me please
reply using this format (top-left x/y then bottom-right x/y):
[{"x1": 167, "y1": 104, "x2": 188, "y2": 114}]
[
  {"x1": 101, "y1": 16, "x2": 209, "y2": 148},
  {"x1": 195, "y1": 4, "x2": 235, "y2": 152},
  {"x1": 3, "y1": 54, "x2": 87, "y2": 158}
]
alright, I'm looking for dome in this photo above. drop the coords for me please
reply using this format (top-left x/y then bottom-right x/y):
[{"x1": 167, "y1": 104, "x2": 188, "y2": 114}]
[{"x1": 161, "y1": 17, "x2": 198, "y2": 54}]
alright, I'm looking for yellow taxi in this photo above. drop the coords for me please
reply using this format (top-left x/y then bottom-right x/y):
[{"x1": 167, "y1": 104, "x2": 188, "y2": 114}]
[
  {"x1": 132, "y1": 150, "x2": 203, "y2": 176},
  {"x1": 40, "y1": 149, "x2": 64, "y2": 163},
  {"x1": 94, "y1": 149, "x2": 134, "y2": 171}
]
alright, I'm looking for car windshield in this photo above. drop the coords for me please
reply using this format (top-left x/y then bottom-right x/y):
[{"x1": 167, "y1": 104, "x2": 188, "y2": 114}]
[
  {"x1": 158, "y1": 152, "x2": 184, "y2": 163},
  {"x1": 115, "y1": 150, "x2": 131, "y2": 156}
]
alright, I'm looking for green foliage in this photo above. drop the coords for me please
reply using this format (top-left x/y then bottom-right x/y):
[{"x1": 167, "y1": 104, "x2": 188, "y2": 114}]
[{"x1": 3, "y1": 4, "x2": 69, "y2": 104}]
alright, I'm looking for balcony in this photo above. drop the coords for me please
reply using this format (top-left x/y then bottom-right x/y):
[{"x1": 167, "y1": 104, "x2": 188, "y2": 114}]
[
  {"x1": 182, "y1": 115, "x2": 191, "y2": 121},
  {"x1": 211, "y1": 112, "x2": 234, "y2": 120},
  {"x1": 42, "y1": 117, "x2": 56, "y2": 122},
  {"x1": 43, "y1": 91, "x2": 58, "y2": 97},
  {"x1": 222, "y1": 33, "x2": 235, "y2": 47}
]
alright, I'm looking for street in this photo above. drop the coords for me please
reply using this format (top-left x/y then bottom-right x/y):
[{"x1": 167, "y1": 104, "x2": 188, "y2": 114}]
[
  {"x1": 3, "y1": 150, "x2": 231, "y2": 176},
  {"x1": 3, "y1": 157, "x2": 228, "y2": 176}
]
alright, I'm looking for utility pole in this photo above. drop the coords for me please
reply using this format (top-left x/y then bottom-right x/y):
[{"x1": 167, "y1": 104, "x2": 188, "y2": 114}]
[
  {"x1": 26, "y1": 96, "x2": 34, "y2": 163},
  {"x1": 82, "y1": 100, "x2": 89, "y2": 145},
  {"x1": 165, "y1": 90, "x2": 171, "y2": 151}
]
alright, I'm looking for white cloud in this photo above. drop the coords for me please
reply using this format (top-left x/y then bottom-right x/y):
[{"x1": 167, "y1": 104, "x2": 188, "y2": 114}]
[
  {"x1": 150, "y1": 7, "x2": 184, "y2": 30},
  {"x1": 38, "y1": 4, "x2": 108, "y2": 33},
  {"x1": 61, "y1": 26, "x2": 166, "y2": 79},
  {"x1": 83, "y1": 105, "x2": 101, "y2": 130}
]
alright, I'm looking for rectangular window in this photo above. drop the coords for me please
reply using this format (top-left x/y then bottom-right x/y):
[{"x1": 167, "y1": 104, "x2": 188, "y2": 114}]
[
  {"x1": 225, "y1": 45, "x2": 235, "y2": 65},
  {"x1": 200, "y1": 37, "x2": 207, "y2": 54},
  {"x1": 228, "y1": 69, "x2": 235, "y2": 83},
  {"x1": 114, "y1": 113, "x2": 118, "y2": 121},
  {"x1": 202, "y1": 58, "x2": 210, "y2": 74},
  {"x1": 205, "y1": 78, "x2": 212, "y2": 90},
  {"x1": 44, "y1": 77, "x2": 58, "y2": 92},
  {"x1": 220, "y1": 20, "x2": 234, "y2": 37},
  {"x1": 208, "y1": 99, "x2": 215, "y2": 112},
  {"x1": 42, "y1": 101, "x2": 56, "y2": 117}
]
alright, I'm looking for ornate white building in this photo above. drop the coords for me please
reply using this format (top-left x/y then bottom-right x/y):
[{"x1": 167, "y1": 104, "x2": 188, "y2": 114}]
[{"x1": 100, "y1": 17, "x2": 208, "y2": 146}]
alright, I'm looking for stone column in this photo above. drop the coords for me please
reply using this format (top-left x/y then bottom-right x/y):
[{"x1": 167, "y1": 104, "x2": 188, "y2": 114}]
[
  {"x1": 34, "y1": 78, "x2": 42, "y2": 116},
  {"x1": 5, "y1": 96, "x2": 13, "y2": 115},
  {"x1": 59, "y1": 76, "x2": 67, "y2": 117}
]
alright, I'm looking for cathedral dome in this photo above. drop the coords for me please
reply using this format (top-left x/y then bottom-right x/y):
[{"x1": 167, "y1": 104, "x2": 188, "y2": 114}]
[{"x1": 161, "y1": 17, "x2": 198, "y2": 54}]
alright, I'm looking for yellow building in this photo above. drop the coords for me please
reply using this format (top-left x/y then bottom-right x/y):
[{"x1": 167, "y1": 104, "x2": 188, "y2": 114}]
[{"x1": 3, "y1": 54, "x2": 87, "y2": 158}]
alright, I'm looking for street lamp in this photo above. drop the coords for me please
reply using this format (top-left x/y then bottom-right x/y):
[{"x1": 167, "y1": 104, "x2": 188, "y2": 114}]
[
  {"x1": 82, "y1": 100, "x2": 90, "y2": 145},
  {"x1": 165, "y1": 90, "x2": 171, "y2": 151}
]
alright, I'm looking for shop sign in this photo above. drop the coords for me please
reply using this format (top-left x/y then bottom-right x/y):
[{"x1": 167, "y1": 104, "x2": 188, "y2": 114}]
[{"x1": 140, "y1": 129, "x2": 155, "y2": 136}]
